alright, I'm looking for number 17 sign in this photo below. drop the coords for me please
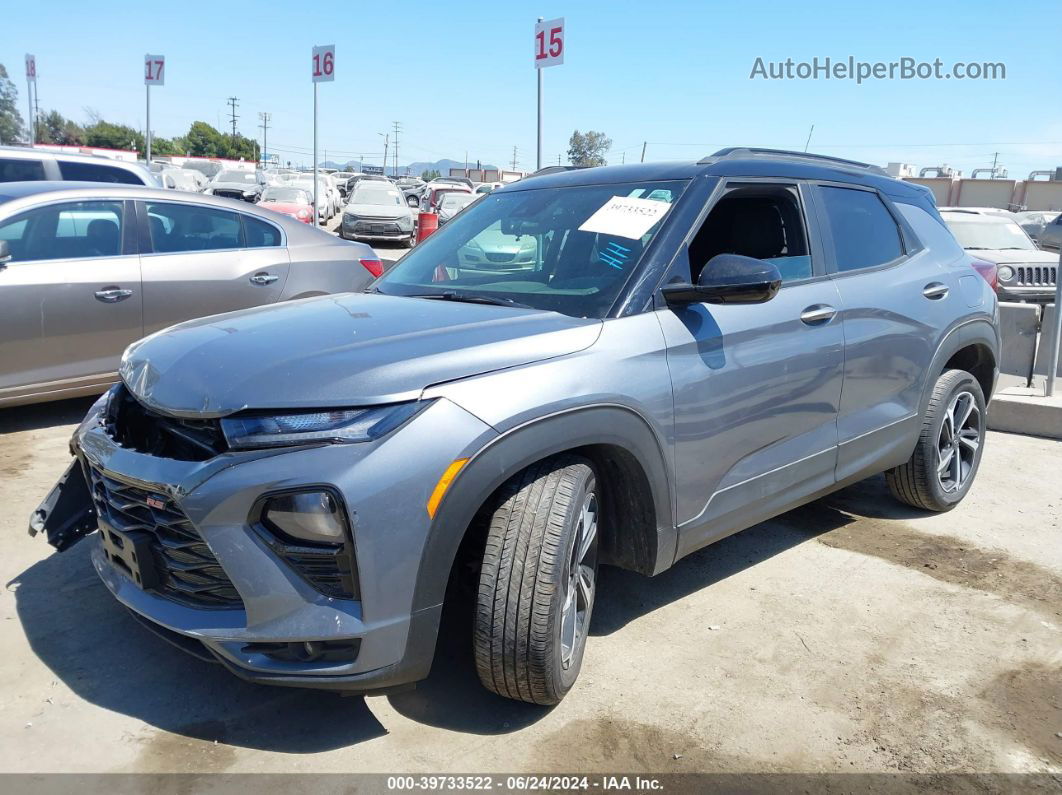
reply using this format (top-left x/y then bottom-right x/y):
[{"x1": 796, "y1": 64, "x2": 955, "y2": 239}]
[{"x1": 534, "y1": 17, "x2": 564, "y2": 68}]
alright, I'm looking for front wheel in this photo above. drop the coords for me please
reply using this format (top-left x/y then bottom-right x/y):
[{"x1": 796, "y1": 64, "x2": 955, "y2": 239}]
[
  {"x1": 474, "y1": 455, "x2": 599, "y2": 705},
  {"x1": 886, "y1": 368, "x2": 986, "y2": 512}
]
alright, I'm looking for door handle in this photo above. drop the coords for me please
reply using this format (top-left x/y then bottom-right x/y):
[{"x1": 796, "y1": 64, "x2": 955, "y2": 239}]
[
  {"x1": 800, "y1": 304, "x2": 837, "y2": 325},
  {"x1": 249, "y1": 272, "x2": 279, "y2": 285},
  {"x1": 923, "y1": 282, "x2": 949, "y2": 300},
  {"x1": 94, "y1": 287, "x2": 133, "y2": 303}
]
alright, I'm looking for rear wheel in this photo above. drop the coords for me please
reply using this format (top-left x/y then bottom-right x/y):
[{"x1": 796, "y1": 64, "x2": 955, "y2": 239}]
[
  {"x1": 474, "y1": 455, "x2": 599, "y2": 705},
  {"x1": 886, "y1": 368, "x2": 986, "y2": 512}
]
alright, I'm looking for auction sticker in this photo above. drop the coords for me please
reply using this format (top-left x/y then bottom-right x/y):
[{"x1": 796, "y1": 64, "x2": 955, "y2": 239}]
[{"x1": 578, "y1": 196, "x2": 671, "y2": 240}]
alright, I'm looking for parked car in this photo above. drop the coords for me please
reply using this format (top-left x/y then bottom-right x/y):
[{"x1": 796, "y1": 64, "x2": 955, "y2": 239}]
[
  {"x1": 474, "y1": 182, "x2": 504, "y2": 195},
  {"x1": 1014, "y1": 210, "x2": 1060, "y2": 244},
  {"x1": 0, "y1": 145, "x2": 158, "y2": 186},
  {"x1": 341, "y1": 182, "x2": 416, "y2": 246},
  {"x1": 205, "y1": 169, "x2": 265, "y2": 203},
  {"x1": 1037, "y1": 212, "x2": 1062, "y2": 252},
  {"x1": 420, "y1": 181, "x2": 472, "y2": 212},
  {"x1": 257, "y1": 186, "x2": 315, "y2": 224},
  {"x1": 289, "y1": 174, "x2": 339, "y2": 222},
  {"x1": 0, "y1": 181, "x2": 382, "y2": 407},
  {"x1": 436, "y1": 191, "x2": 480, "y2": 224},
  {"x1": 941, "y1": 207, "x2": 1059, "y2": 302},
  {"x1": 31, "y1": 149, "x2": 999, "y2": 706}
]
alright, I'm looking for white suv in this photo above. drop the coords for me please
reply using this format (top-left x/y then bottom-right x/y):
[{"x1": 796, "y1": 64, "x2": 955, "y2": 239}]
[{"x1": 0, "y1": 146, "x2": 158, "y2": 186}]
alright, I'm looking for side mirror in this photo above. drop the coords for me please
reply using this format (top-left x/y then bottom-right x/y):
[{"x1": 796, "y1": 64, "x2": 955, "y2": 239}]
[
  {"x1": 663, "y1": 254, "x2": 782, "y2": 306},
  {"x1": 0, "y1": 239, "x2": 10, "y2": 265}
]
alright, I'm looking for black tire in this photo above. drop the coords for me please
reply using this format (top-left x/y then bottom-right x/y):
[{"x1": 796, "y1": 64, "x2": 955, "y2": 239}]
[
  {"x1": 402, "y1": 231, "x2": 415, "y2": 248},
  {"x1": 474, "y1": 455, "x2": 600, "y2": 705},
  {"x1": 885, "y1": 368, "x2": 986, "y2": 512}
]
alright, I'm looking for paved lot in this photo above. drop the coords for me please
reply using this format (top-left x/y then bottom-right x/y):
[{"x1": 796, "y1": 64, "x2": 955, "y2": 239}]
[{"x1": 0, "y1": 400, "x2": 1059, "y2": 775}]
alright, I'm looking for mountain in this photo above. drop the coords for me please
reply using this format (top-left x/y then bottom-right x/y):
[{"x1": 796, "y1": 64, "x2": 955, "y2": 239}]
[{"x1": 318, "y1": 158, "x2": 498, "y2": 177}]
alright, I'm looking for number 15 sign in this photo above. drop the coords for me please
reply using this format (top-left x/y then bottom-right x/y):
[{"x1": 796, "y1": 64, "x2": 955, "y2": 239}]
[{"x1": 534, "y1": 17, "x2": 564, "y2": 68}]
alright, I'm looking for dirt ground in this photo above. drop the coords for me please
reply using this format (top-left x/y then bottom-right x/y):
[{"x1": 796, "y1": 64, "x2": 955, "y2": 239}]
[{"x1": 0, "y1": 398, "x2": 1059, "y2": 777}]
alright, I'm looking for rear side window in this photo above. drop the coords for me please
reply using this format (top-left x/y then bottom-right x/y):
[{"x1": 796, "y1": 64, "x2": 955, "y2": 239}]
[
  {"x1": 58, "y1": 160, "x2": 144, "y2": 185},
  {"x1": 145, "y1": 202, "x2": 243, "y2": 253},
  {"x1": 818, "y1": 186, "x2": 903, "y2": 272},
  {"x1": 0, "y1": 200, "x2": 124, "y2": 261},
  {"x1": 243, "y1": 214, "x2": 281, "y2": 247},
  {"x1": 0, "y1": 157, "x2": 46, "y2": 182}
]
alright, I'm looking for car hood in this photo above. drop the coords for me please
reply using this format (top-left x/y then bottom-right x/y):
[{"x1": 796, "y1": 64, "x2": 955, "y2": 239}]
[
  {"x1": 345, "y1": 202, "x2": 410, "y2": 218},
  {"x1": 120, "y1": 293, "x2": 601, "y2": 417},
  {"x1": 964, "y1": 248, "x2": 1059, "y2": 264}
]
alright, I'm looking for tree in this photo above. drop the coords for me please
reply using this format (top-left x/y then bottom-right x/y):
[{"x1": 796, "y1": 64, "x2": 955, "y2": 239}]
[
  {"x1": 567, "y1": 130, "x2": 612, "y2": 167},
  {"x1": 184, "y1": 121, "x2": 225, "y2": 157},
  {"x1": 0, "y1": 64, "x2": 26, "y2": 144},
  {"x1": 84, "y1": 120, "x2": 143, "y2": 152},
  {"x1": 37, "y1": 110, "x2": 85, "y2": 146},
  {"x1": 421, "y1": 169, "x2": 440, "y2": 181}
]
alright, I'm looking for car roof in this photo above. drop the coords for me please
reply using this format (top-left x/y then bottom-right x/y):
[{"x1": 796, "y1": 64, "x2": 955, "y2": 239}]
[
  {"x1": 940, "y1": 209, "x2": 1017, "y2": 224},
  {"x1": 506, "y1": 147, "x2": 928, "y2": 202}
]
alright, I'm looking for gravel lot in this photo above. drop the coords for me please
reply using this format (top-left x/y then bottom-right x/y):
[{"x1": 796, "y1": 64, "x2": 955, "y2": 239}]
[{"x1": 0, "y1": 390, "x2": 1059, "y2": 775}]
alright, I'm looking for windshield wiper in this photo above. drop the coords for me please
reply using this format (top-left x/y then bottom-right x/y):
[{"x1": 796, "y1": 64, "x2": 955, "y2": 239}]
[{"x1": 407, "y1": 291, "x2": 534, "y2": 310}]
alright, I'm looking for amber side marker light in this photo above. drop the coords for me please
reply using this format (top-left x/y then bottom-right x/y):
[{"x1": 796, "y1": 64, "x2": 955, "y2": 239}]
[{"x1": 427, "y1": 458, "x2": 469, "y2": 518}]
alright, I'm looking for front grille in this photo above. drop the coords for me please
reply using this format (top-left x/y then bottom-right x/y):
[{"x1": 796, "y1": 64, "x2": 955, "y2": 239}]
[
  {"x1": 88, "y1": 465, "x2": 243, "y2": 609},
  {"x1": 485, "y1": 251, "x2": 516, "y2": 263},
  {"x1": 353, "y1": 221, "x2": 401, "y2": 234},
  {"x1": 1015, "y1": 265, "x2": 1057, "y2": 287},
  {"x1": 213, "y1": 189, "x2": 251, "y2": 201},
  {"x1": 107, "y1": 385, "x2": 226, "y2": 462}
]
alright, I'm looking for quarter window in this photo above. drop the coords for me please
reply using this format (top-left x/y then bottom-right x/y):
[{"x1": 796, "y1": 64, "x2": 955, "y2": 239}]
[
  {"x1": 0, "y1": 158, "x2": 46, "y2": 182},
  {"x1": 0, "y1": 201, "x2": 124, "y2": 261},
  {"x1": 819, "y1": 186, "x2": 903, "y2": 272},
  {"x1": 243, "y1": 215, "x2": 281, "y2": 248},
  {"x1": 145, "y1": 202, "x2": 243, "y2": 253}
]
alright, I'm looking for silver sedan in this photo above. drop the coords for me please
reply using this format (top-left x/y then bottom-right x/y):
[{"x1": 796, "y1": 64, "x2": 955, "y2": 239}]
[{"x1": 0, "y1": 181, "x2": 382, "y2": 407}]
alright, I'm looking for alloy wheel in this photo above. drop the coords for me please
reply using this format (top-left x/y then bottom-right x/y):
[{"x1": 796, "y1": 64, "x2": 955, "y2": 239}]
[
  {"x1": 560, "y1": 492, "x2": 598, "y2": 670},
  {"x1": 936, "y1": 390, "x2": 981, "y2": 493}
]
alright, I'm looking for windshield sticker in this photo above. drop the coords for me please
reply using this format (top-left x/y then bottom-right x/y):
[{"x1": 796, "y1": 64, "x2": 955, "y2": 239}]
[
  {"x1": 599, "y1": 240, "x2": 632, "y2": 269},
  {"x1": 578, "y1": 195, "x2": 671, "y2": 240}
]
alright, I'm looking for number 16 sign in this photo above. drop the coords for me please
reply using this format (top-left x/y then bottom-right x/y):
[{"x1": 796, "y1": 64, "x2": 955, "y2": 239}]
[{"x1": 534, "y1": 17, "x2": 564, "y2": 68}]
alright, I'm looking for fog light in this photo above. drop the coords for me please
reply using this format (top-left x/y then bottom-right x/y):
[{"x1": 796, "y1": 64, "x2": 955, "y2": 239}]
[{"x1": 263, "y1": 491, "x2": 346, "y2": 544}]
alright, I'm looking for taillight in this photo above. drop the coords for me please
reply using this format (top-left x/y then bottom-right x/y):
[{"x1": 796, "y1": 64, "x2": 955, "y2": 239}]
[
  {"x1": 359, "y1": 258, "x2": 383, "y2": 278},
  {"x1": 970, "y1": 257, "x2": 997, "y2": 290}
]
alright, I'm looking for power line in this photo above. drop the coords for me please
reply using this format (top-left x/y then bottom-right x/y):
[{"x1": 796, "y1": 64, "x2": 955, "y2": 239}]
[{"x1": 226, "y1": 96, "x2": 239, "y2": 138}]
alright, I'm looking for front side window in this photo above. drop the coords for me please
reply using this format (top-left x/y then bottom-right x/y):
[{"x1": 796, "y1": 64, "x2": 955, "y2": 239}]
[
  {"x1": 145, "y1": 202, "x2": 242, "y2": 253},
  {"x1": 58, "y1": 160, "x2": 143, "y2": 185},
  {"x1": 0, "y1": 158, "x2": 46, "y2": 182},
  {"x1": 375, "y1": 180, "x2": 687, "y2": 318},
  {"x1": 0, "y1": 200, "x2": 124, "y2": 261},
  {"x1": 818, "y1": 186, "x2": 903, "y2": 272},
  {"x1": 688, "y1": 184, "x2": 813, "y2": 283}
]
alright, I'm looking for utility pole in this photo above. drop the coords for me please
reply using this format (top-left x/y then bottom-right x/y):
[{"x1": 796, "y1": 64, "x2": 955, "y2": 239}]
[
  {"x1": 380, "y1": 132, "x2": 389, "y2": 175},
  {"x1": 392, "y1": 120, "x2": 401, "y2": 177},
  {"x1": 258, "y1": 112, "x2": 271, "y2": 167},
  {"x1": 33, "y1": 88, "x2": 41, "y2": 143},
  {"x1": 991, "y1": 151, "x2": 999, "y2": 175},
  {"x1": 640, "y1": 141, "x2": 647, "y2": 163},
  {"x1": 511, "y1": 145, "x2": 519, "y2": 171},
  {"x1": 557, "y1": 154, "x2": 561, "y2": 166},
  {"x1": 227, "y1": 96, "x2": 239, "y2": 139}
]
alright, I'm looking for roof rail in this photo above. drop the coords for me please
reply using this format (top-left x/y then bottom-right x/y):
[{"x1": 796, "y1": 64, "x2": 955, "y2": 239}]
[
  {"x1": 701, "y1": 147, "x2": 889, "y2": 177},
  {"x1": 529, "y1": 165, "x2": 587, "y2": 176}
]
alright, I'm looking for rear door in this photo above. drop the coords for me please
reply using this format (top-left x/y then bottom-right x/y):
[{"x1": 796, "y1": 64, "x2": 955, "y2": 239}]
[
  {"x1": 813, "y1": 183, "x2": 958, "y2": 482},
  {"x1": 137, "y1": 200, "x2": 290, "y2": 334},
  {"x1": 0, "y1": 198, "x2": 142, "y2": 398}
]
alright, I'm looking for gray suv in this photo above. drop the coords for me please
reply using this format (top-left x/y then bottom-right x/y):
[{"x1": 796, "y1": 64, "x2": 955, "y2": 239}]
[{"x1": 31, "y1": 149, "x2": 1000, "y2": 705}]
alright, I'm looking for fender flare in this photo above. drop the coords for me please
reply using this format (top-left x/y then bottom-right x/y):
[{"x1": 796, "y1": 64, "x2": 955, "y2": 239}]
[
  {"x1": 410, "y1": 404, "x2": 676, "y2": 615},
  {"x1": 920, "y1": 317, "x2": 1000, "y2": 415}
]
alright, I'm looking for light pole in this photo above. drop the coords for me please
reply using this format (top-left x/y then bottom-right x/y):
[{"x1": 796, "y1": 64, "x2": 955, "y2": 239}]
[{"x1": 379, "y1": 132, "x2": 389, "y2": 175}]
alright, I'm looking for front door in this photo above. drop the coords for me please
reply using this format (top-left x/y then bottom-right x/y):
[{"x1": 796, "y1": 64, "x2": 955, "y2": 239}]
[
  {"x1": 0, "y1": 199, "x2": 142, "y2": 400},
  {"x1": 655, "y1": 180, "x2": 845, "y2": 558}
]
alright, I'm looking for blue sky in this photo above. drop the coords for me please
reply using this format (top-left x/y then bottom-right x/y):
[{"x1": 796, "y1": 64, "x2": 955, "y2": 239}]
[{"x1": 4, "y1": 0, "x2": 1061, "y2": 175}]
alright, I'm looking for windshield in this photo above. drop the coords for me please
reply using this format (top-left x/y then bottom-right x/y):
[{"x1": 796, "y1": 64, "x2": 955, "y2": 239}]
[
  {"x1": 944, "y1": 216, "x2": 1036, "y2": 250},
  {"x1": 261, "y1": 187, "x2": 309, "y2": 203},
  {"x1": 215, "y1": 170, "x2": 257, "y2": 183},
  {"x1": 375, "y1": 180, "x2": 687, "y2": 318},
  {"x1": 440, "y1": 194, "x2": 478, "y2": 211},
  {"x1": 351, "y1": 189, "x2": 402, "y2": 206}
]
